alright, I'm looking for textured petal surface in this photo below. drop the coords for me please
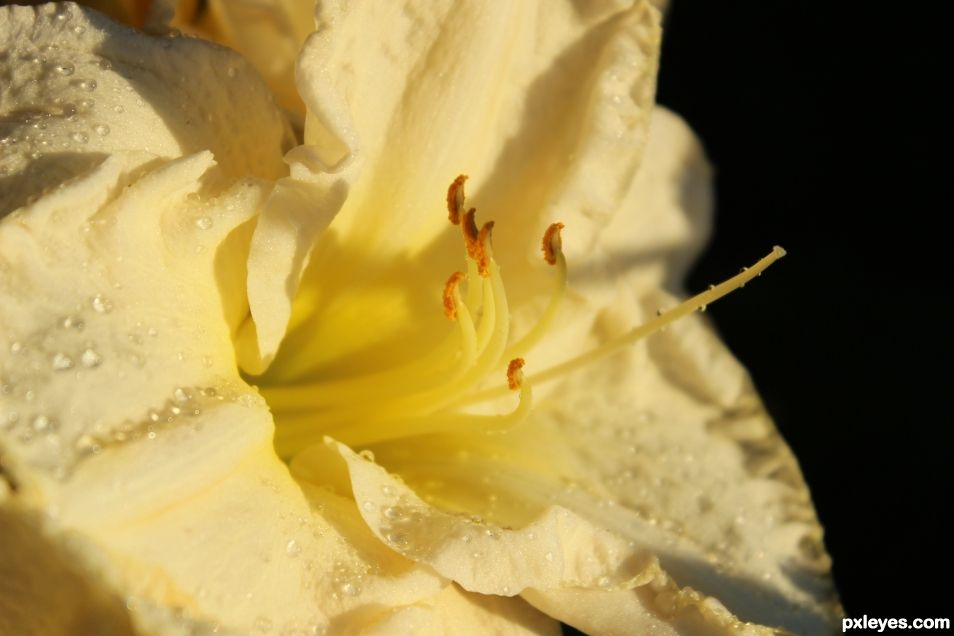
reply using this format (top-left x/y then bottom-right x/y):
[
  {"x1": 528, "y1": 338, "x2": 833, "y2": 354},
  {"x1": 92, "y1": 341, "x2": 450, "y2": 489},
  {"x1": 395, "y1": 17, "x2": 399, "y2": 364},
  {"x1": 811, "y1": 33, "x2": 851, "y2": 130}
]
[
  {"x1": 0, "y1": 153, "x2": 445, "y2": 634},
  {"x1": 297, "y1": 441, "x2": 783, "y2": 636},
  {"x1": 0, "y1": 3, "x2": 291, "y2": 217},
  {"x1": 259, "y1": 0, "x2": 662, "y2": 386},
  {"x1": 168, "y1": 0, "x2": 315, "y2": 116}
]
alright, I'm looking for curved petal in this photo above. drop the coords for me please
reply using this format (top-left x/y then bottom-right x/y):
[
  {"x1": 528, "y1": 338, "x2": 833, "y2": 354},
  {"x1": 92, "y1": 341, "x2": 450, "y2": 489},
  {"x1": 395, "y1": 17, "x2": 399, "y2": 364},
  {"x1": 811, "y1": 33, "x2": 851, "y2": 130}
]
[
  {"x1": 261, "y1": 0, "x2": 661, "y2": 385},
  {"x1": 165, "y1": 0, "x2": 315, "y2": 117},
  {"x1": 0, "y1": 3, "x2": 291, "y2": 218},
  {"x1": 351, "y1": 584, "x2": 560, "y2": 636},
  {"x1": 296, "y1": 440, "x2": 784, "y2": 635},
  {"x1": 0, "y1": 154, "x2": 445, "y2": 633}
]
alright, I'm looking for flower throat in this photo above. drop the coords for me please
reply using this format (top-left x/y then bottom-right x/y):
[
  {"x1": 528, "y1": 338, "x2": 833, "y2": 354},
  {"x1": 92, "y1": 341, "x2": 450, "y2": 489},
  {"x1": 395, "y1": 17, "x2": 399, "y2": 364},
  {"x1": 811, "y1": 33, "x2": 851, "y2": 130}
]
[{"x1": 266, "y1": 176, "x2": 785, "y2": 459}]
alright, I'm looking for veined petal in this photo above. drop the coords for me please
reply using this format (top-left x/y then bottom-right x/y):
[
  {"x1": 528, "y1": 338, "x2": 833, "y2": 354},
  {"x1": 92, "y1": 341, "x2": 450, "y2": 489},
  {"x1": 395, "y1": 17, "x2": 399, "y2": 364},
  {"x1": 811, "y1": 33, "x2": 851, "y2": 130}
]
[{"x1": 0, "y1": 3, "x2": 292, "y2": 218}]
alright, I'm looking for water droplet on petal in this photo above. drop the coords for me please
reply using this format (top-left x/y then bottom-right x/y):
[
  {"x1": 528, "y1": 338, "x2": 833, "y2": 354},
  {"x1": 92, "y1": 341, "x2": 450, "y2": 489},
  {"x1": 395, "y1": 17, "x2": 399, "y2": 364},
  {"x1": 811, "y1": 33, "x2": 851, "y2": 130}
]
[
  {"x1": 93, "y1": 123, "x2": 109, "y2": 136},
  {"x1": 194, "y1": 216, "x2": 213, "y2": 230},
  {"x1": 286, "y1": 539, "x2": 300, "y2": 557},
  {"x1": 31, "y1": 415, "x2": 52, "y2": 432},
  {"x1": 52, "y1": 352, "x2": 74, "y2": 371},
  {"x1": 91, "y1": 295, "x2": 111, "y2": 313},
  {"x1": 80, "y1": 348, "x2": 102, "y2": 368},
  {"x1": 53, "y1": 62, "x2": 74, "y2": 75}
]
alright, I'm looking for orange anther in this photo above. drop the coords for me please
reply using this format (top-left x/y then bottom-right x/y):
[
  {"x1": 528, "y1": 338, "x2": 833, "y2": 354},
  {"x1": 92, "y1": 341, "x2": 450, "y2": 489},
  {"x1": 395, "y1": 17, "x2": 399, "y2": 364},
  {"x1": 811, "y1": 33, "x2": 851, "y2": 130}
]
[
  {"x1": 443, "y1": 271, "x2": 466, "y2": 320},
  {"x1": 542, "y1": 222, "x2": 565, "y2": 266},
  {"x1": 476, "y1": 221, "x2": 495, "y2": 277},
  {"x1": 462, "y1": 208, "x2": 480, "y2": 259},
  {"x1": 506, "y1": 358, "x2": 526, "y2": 390},
  {"x1": 447, "y1": 175, "x2": 468, "y2": 225}
]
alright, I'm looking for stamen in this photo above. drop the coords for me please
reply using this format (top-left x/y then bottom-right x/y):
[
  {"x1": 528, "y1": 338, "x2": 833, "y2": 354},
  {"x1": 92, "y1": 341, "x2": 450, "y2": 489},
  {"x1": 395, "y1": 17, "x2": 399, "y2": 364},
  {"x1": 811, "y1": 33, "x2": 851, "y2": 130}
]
[
  {"x1": 527, "y1": 246, "x2": 787, "y2": 386},
  {"x1": 460, "y1": 246, "x2": 786, "y2": 406},
  {"x1": 476, "y1": 221, "x2": 495, "y2": 277},
  {"x1": 505, "y1": 223, "x2": 568, "y2": 359},
  {"x1": 462, "y1": 208, "x2": 480, "y2": 261},
  {"x1": 542, "y1": 223, "x2": 565, "y2": 266},
  {"x1": 447, "y1": 174, "x2": 468, "y2": 225},
  {"x1": 443, "y1": 271, "x2": 466, "y2": 320},
  {"x1": 507, "y1": 358, "x2": 526, "y2": 390}
]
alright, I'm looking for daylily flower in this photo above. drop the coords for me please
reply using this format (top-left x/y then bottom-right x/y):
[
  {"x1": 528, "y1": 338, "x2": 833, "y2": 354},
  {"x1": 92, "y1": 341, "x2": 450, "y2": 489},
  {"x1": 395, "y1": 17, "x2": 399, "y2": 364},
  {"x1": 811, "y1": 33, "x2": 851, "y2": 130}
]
[{"x1": 0, "y1": 2, "x2": 840, "y2": 635}]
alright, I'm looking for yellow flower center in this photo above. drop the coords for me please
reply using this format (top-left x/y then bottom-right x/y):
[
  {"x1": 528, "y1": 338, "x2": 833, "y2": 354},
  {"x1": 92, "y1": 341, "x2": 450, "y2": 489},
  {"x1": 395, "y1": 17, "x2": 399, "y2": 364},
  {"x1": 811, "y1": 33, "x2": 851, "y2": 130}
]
[{"x1": 262, "y1": 176, "x2": 785, "y2": 463}]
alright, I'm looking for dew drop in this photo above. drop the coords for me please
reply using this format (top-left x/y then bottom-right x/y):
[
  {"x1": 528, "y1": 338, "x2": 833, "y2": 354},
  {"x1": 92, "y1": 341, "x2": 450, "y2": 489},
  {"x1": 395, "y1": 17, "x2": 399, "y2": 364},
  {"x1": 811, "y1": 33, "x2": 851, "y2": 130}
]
[
  {"x1": 113, "y1": 104, "x2": 124, "y2": 114},
  {"x1": 98, "y1": 58, "x2": 112, "y2": 71},
  {"x1": 72, "y1": 24, "x2": 86, "y2": 35},
  {"x1": 80, "y1": 348, "x2": 102, "y2": 368},
  {"x1": 10, "y1": 341, "x2": 23, "y2": 354},
  {"x1": 544, "y1": 551, "x2": 554, "y2": 562},
  {"x1": 286, "y1": 539, "x2": 300, "y2": 557},
  {"x1": 53, "y1": 62, "x2": 74, "y2": 76},
  {"x1": 69, "y1": 132, "x2": 89, "y2": 144},
  {"x1": 32, "y1": 415, "x2": 52, "y2": 433},
  {"x1": 226, "y1": 66, "x2": 237, "y2": 79},
  {"x1": 93, "y1": 123, "x2": 110, "y2": 136},
  {"x1": 90, "y1": 294, "x2": 112, "y2": 313},
  {"x1": 194, "y1": 216, "x2": 213, "y2": 230},
  {"x1": 2, "y1": 411, "x2": 19, "y2": 430},
  {"x1": 358, "y1": 449, "x2": 375, "y2": 462},
  {"x1": 173, "y1": 387, "x2": 190, "y2": 403},
  {"x1": 386, "y1": 532, "x2": 407, "y2": 547},
  {"x1": 61, "y1": 315, "x2": 84, "y2": 330},
  {"x1": 383, "y1": 506, "x2": 401, "y2": 520},
  {"x1": 52, "y1": 352, "x2": 74, "y2": 371},
  {"x1": 361, "y1": 501, "x2": 375, "y2": 513}
]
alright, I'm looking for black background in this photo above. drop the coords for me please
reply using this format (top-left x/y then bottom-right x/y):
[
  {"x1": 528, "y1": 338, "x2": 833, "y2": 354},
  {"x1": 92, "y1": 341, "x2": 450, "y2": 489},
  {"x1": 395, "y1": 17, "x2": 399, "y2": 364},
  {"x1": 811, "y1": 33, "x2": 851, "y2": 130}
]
[{"x1": 656, "y1": 0, "x2": 952, "y2": 624}]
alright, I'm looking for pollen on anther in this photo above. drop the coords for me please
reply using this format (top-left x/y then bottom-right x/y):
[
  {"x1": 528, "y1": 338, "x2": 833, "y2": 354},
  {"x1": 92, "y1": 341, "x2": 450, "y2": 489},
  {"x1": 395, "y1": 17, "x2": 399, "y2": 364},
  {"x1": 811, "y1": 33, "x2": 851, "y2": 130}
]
[
  {"x1": 507, "y1": 358, "x2": 526, "y2": 390},
  {"x1": 542, "y1": 222, "x2": 565, "y2": 266},
  {"x1": 443, "y1": 271, "x2": 465, "y2": 320},
  {"x1": 475, "y1": 221, "x2": 495, "y2": 277},
  {"x1": 447, "y1": 175, "x2": 468, "y2": 225},
  {"x1": 462, "y1": 208, "x2": 480, "y2": 257}
]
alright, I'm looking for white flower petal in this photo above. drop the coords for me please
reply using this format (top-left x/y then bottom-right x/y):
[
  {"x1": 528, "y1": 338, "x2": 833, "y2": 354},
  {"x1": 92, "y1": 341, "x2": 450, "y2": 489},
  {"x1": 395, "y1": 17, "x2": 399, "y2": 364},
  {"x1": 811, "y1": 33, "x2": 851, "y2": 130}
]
[
  {"x1": 0, "y1": 151, "x2": 447, "y2": 633},
  {"x1": 167, "y1": 0, "x2": 315, "y2": 116},
  {"x1": 298, "y1": 440, "x2": 784, "y2": 635},
  {"x1": 237, "y1": 147, "x2": 355, "y2": 373},
  {"x1": 0, "y1": 2, "x2": 291, "y2": 217},
  {"x1": 358, "y1": 583, "x2": 560, "y2": 636},
  {"x1": 263, "y1": 0, "x2": 661, "y2": 386}
]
